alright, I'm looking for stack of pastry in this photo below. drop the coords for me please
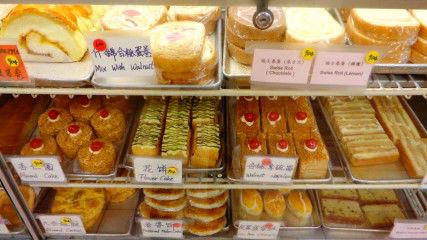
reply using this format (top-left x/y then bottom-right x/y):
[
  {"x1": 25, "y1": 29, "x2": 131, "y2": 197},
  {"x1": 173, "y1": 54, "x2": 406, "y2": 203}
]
[
  {"x1": 1, "y1": 4, "x2": 107, "y2": 62},
  {"x1": 321, "y1": 97, "x2": 399, "y2": 167},
  {"x1": 371, "y1": 96, "x2": 427, "y2": 178},
  {"x1": 132, "y1": 97, "x2": 221, "y2": 169},
  {"x1": 238, "y1": 189, "x2": 313, "y2": 227},
  {"x1": 150, "y1": 20, "x2": 217, "y2": 85},
  {"x1": 236, "y1": 96, "x2": 329, "y2": 179},
  {"x1": 0, "y1": 185, "x2": 35, "y2": 228},
  {"x1": 140, "y1": 189, "x2": 186, "y2": 219},
  {"x1": 319, "y1": 189, "x2": 405, "y2": 228},
  {"x1": 346, "y1": 9, "x2": 420, "y2": 63},
  {"x1": 410, "y1": 10, "x2": 427, "y2": 63},
  {"x1": 226, "y1": 7, "x2": 285, "y2": 65},
  {"x1": 168, "y1": 6, "x2": 221, "y2": 35}
]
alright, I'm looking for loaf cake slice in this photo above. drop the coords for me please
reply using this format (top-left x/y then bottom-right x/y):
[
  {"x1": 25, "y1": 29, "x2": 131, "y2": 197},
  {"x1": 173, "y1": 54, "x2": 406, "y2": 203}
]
[
  {"x1": 319, "y1": 189, "x2": 359, "y2": 201},
  {"x1": 362, "y1": 204, "x2": 405, "y2": 228},
  {"x1": 397, "y1": 138, "x2": 427, "y2": 178},
  {"x1": 358, "y1": 190, "x2": 399, "y2": 204}
]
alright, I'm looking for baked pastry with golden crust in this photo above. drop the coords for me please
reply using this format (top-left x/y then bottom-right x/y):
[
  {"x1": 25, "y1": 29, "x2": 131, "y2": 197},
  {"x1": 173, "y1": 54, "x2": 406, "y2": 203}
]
[
  {"x1": 239, "y1": 189, "x2": 263, "y2": 217},
  {"x1": 286, "y1": 191, "x2": 313, "y2": 226},
  {"x1": 69, "y1": 96, "x2": 102, "y2": 122},
  {"x1": 38, "y1": 108, "x2": 73, "y2": 136},
  {"x1": 267, "y1": 133, "x2": 297, "y2": 157},
  {"x1": 52, "y1": 95, "x2": 71, "y2": 108},
  {"x1": 294, "y1": 131, "x2": 329, "y2": 179},
  {"x1": 186, "y1": 189, "x2": 226, "y2": 199},
  {"x1": 105, "y1": 188, "x2": 136, "y2": 203},
  {"x1": 0, "y1": 185, "x2": 35, "y2": 227},
  {"x1": 184, "y1": 204, "x2": 226, "y2": 222},
  {"x1": 186, "y1": 217, "x2": 226, "y2": 236},
  {"x1": 139, "y1": 202, "x2": 184, "y2": 219},
  {"x1": 264, "y1": 190, "x2": 286, "y2": 219},
  {"x1": 188, "y1": 191, "x2": 228, "y2": 209},
  {"x1": 102, "y1": 96, "x2": 131, "y2": 114},
  {"x1": 56, "y1": 122, "x2": 93, "y2": 159},
  {"x1": 90, "y1": 107, "x2": 126, "y2": 142},
  {"x1": 143, "y1": 189, "x2": 185, "y2": 201},
  {"x1": 20, "y1": 136, "x2": 58, "y2": 156},
  {"x1": 77, "y1": 138, "x2": 116, "y2": 174},
  {"x1": 144, "y1": 196, "x2": 187, "y2": 212}
]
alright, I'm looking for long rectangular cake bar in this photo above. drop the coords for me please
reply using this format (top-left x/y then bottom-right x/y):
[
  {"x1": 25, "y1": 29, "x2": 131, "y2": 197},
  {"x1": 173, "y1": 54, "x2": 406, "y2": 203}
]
[
  {"x1": 191, "y1": 123, "x2": 220, "y2": 168},
  {"x1": 161, "y1": 124, "x2": 190, "y2": 165},
  {"x1": 192, "y1": 97, "x2": 217, "y2": 127}
]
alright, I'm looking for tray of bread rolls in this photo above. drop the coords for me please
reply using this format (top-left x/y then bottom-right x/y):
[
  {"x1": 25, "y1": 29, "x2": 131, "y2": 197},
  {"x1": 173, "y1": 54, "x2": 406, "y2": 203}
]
[
  {"x1": 127, "y1": 97, "x2": 225, "y2": 178},
  {"x1": 227, "y1": 96, "x2": 335, "y2": 184},
  {"x1": 232, "y1": 189, "x2": 321, "y2": 230},
  {"x1": 34, "y1": 188, "x2": 140, "y2": 237},
  {"x1": 316, "y1": 189, "x2": 417, "y2": 232},
  {"x1": 136, "y1": 188, "x2": 230, "y2": 237},
  {"x1": 318, "y1": 96, "x2": 427, "y2": 184},
  {"x1": 18, "y1": 96, "x2": 136, "y2": 181}
]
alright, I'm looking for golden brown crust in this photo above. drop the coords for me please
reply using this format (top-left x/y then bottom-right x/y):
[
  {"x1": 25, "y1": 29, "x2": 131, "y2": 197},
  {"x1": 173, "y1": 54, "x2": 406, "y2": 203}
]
[
  {"x1": 20, "y1": 136, "x2": 58, "y2": 156},
  {"x1": 186, "y1": 217, "x2": 226, "y2": 236},
  {"x1": 143, "y1": 189, "x2": 185, "y2": 201},
  {"x1": 56, "y1": 122, "x2": 94, "y2": 159},
  {"x1": 0, "y1": 185, "x2": 35, "y2": 226},
  {"x1": 38, "y1": 107, "x2": 73, "y2": 136},
  {"x1": 184, "y1": 204, "x2": 226, "y2": 222},
  {"x1": 102, "y1": 96, "x2": 131, "y2": 114},
  {"x1": 139, "y1": 202, "x2": 184, "y2": 219},
  {"x1": 53, "y1": 95, "x2": 71, "y2": 108},
  {"x1": 69, "y1": 96, "x2": 102, "y2": 122},
  {"x1": 263, "y1": 190, "x2": 286, "y2": 219},
  {"x1": 188, "y1": 191, "x2": 228, "y2": 209},
  {"x1": 145, "y1": 196, "x2": 187, "y2": 212},
  {"x1": 77, "y1": 138, "x2": 116, "y2": 174},
  {"x1": 90, "y1": 107, "x2": 126, "y2": 142}
]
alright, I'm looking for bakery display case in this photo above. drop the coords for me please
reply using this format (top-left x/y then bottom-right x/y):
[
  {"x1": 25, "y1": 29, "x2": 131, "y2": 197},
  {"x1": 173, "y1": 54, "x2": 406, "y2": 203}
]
[{"x1": 1, "y1": 0, "x2": 427, "y2": 240}]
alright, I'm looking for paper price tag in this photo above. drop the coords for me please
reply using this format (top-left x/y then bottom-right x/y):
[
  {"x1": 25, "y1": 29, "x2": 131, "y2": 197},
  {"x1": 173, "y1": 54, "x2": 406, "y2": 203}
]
[
  {"x1": 0, "y1": 219, "x2": 10, "y2": 234},
  {"x1": 38, "y1": 215, "x2": 86, "y2": 235},
  {"x1": 243, "y1": 156, "x2": 297, "y2": 183},
  {"x1": 310, "y1": 51, "x2": 376, "y2": 86},
  {"x1": 133, "y1": 157, "x2": 182, "y2": 184},
  {"x1": 0, "y1": 43, "x2": 30, "y2": 83},
  {"x1": 390, "y1": 219, "x2": 427, "y2": 239},
  {"x1": 86, "y1": 32, "x2": 154, "y2": 78},
  {"x1": 251, "y1": 49, "x2": 313, "y2": 85},
  {"x1": 140, "y1": 219, "x2": 183, "y2": 239},
  {"x1": 237, "y1": 221, "x2": 280, "y2": 239},
  {"x1": 9, "y1": 156, "x2": 66, "y2": 183}
]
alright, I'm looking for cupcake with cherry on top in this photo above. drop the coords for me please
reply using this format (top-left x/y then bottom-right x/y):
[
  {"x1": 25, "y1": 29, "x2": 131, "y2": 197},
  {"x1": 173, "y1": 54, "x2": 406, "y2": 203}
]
[
  {"x1": 77, "y1": 139, "x2": 116, "y2": 174},
  {"x1": 20, "y1": 137, "x2": 58, "y2": 156},
  {"x1": 56, "y1": 122, "x2": 94, "y2": 159},
  {"x1": 90, "y1": 107, "x2": 126, "y2": 142},
  {"x1": 38, "y1": 108, "x2": 73, "y2": 136}
]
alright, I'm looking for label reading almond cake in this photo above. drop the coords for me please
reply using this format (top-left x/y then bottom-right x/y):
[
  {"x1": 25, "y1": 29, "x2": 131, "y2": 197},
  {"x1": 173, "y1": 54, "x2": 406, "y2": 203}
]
[
  {"x1": 9, "y1": 156, "x2": 66, "y2": 183},
  {"x1": 140, "y1": 219, "x2": 183, "y2": 238},
  {"x1": 38, "y1": 215, "x2": 86, "y2": 235},
  {"x1": 243, "y1": 156, "x2": 297, "y2": 183},
  {"x1": 237, "y1": 221, "x2": 281, "y2": 239},
  {"x1": 132, "y1": 157, "x2": 182, "y2": 184}
]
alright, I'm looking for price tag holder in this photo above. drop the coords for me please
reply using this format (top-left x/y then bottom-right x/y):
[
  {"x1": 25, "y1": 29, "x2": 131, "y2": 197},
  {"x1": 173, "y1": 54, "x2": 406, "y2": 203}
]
[
  {"x1": 243, "y1": 156, "x2": 297, "y2": 183},
  {"x1": 0, "y1": 40, "x2": 30, "y2": 84},
  {"x1": 86, "y1": 32, "x2": 154, "y2": 78},
  {"x1": 38, "y1": 215, "x2": 86, "y2": 235},
  {"x1": 0, "y1": 219, "x2": 10, "y2": 234},
  {"x1": 9, "y1": 156, "x2": 66, "y2": 183},
  {"x1": 250, "y1": 48, "x2": 314, "y2": 85},
  {"x1": 310, "y1": 50, "x2": 379, "y2": 86},
  {"x1": 140, "y1": 219, "x2": 183, "y2": 239},
  {"x1": 389, "y1": 219, "x2": 427, "y2": 239},
  {"x1": 237, "y1": 221, "x2": 281, "y2": 239},
  {"x1": 132, "y1": 157, "x2": 182, "y2": 184}
]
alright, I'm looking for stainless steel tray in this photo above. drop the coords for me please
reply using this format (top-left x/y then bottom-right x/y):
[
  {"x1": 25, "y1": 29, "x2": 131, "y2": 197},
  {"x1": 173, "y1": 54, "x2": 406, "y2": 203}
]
[
  {"x1": 226, "y1": 97, "x2": 334, "y2": 184},
  {"x1": 34, "y1": 188, "x2": 140, "y2": 238},
  {"x1": 317, "y1": 97, "x2": 424, "y2": 184},
  {"x1": 316, "y1": 189, "x2": 417, "y2": 233},
  {"x1": 91, "y1": 20, "x2": 223, "y2": 90},
  {"x1": 232, "y1": 190, "x2": 321, "y2": 230}
]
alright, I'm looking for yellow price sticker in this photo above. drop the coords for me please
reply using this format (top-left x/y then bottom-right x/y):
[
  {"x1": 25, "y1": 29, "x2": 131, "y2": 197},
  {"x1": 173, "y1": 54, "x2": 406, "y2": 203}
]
[
  {"x1": 60, "y1": 217, "x2": 71, "y2": 225},
  {"x1": 167, "y1": 167, "x2": 177, "y2": 176},
  {"x1": 32, "y1": 159, "x2": 44, "y2": 168},
  {"x1": 365, "y1": 51, "x2": 380, "y2": 64},
  {"x1": 5, "y1": 55, "x2": 19, "y2": 67},
  {"x1": 301, "y1": 47, "x2": 316, "y2": 61}
]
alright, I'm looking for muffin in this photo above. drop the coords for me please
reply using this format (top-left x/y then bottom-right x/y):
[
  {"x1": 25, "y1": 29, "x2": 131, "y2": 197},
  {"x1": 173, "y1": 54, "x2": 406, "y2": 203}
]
[
  {"x1": 56, "y1": 122, "x2": 94, "y2": 159},
  {"x1": 77, "y1": 138, "x2": 116, "y2": 174},
  {"x1": 52, "y1": 95, "x2": 71, "y2": 108},
  {"x1": 20, "y1": 136, "x2": 58, "y2": 156},
  {"x1": 103, "y1": 96, "x2": 131, "y2": 114},
  {"x1": 69, "y1": 96, "x2": 102, "y2": 122},
  {"x1": 90, "y1": 107, "x2": 126, "y2": 142},
  {"x1": 38, "y1": 108, "x2": 73, "y2": 136}
]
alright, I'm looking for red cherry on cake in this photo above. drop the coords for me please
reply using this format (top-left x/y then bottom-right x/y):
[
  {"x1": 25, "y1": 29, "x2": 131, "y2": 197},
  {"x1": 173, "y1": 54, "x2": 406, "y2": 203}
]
[
  {"x1": 244, "y1": 112, "x2": 256, "y2": 122},
  {"x1": 68, "y1": 124, "x2": 80, "y2": 134},
  {"x1": 278, "y1": 139, "x2": 289, "y2": 149},
  {"x1": 99, "y1": 109, "x2": 110, "y2": 118},
  {"x1": 47, "y1": 109, "x2": 59, "y2": 120},
  {"x1": 79, "y1": 96, "x2": 90, "y2": 106},
  {"x1": 295, "y1": 111, "x2": 307, "y2": 120},
  {"x1": 268, "y1": 111, "x2": 280, "y2": 121},
  {"x1": 248, "y1": 138, "x2": 260, "y2": 150},
  {"x1": 304, "y1": 139, "x2": 318, "y2": 150},
  {"x1": 30, "y1": 138, "x2": 43, "y2": 149},
  {"x1": 90, "y1": 141, "x2": 103, "y2": 152}
]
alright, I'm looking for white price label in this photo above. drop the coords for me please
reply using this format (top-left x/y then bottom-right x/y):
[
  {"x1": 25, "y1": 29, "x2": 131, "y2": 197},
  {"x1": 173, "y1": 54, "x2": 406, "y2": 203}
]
[
  {"x1": 251, "y1": 48, "x2": 313, "y2": 85},
  {"x1": 140, "y1": 219, "x2": 183, "y2": 239},
  {"x1": 38, "y1": 215, "x2": 86, "y2": 235},
  {"x1": 9, "y1": 156, "x2": 66, "y2": 183},
  {"x1": 237, "y1": 221, "x2": 280, "y2": 239},
  {"x1": 390, "y1": 219, "x2": 427, "y2": 239},
  {"x1": 133, "y1": 157, "x2": 182, "y2": 184},
  {"x1": 0, "y1": 219, "x2": 9, "y2": 234},
  {"x1": 310, "y1": 51, "x2": 378, "y2": 87},
  {"x1": 243, "y1": 156, "x2": 297, "y2": 183},
  {"x1": 86, "y1": 32, "x2": 154, "y2": 78}
]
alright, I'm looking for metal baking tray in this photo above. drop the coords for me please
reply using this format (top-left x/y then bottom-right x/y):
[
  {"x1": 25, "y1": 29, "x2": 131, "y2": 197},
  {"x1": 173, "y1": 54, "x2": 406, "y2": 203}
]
[
  {"x1": 231, "y1": 190, "x2": 321, "y2": 230},
  {"x1": 226, "y1": 97, "x2": 334, "y2": 184},
  {"x1": 402, "y1": 96, "x2": 427, "y2": 138},
  {"x1": 317, "y1": 97, "x2": 425, "y2": 184},
  {"x1": 91, "y1": 20, "x2": 223, "y2": 90},
  {"x1": 126, "y1": 97, "x2": 226, "y2": 179},
  {"x1": 34, "y1": 188, "x2": 140, "y2": 238},
  {"x1": 316, "y1": 189, "x2": 417, "y2": 232}
]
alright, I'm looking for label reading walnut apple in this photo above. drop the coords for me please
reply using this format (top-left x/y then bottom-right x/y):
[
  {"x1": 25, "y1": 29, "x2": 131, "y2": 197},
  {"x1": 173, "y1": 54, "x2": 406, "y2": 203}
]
[
  {"x1": 9, "y1": 156, "x2": 66, "y2": 183},
  {"x1": 243, "y1": 156, "x2": 297, "y2": 183},
  {"x1": 389, "y1": 219, "x2": 427, "y2": 239},
  {"x1": 251, "y1": 48, "x2": 313, "y2": 85},
  {"x1": 38, "y1": 215, "x2": 86, "y2": 235},
  {"x1": 237, "y1": 221, "x2": 281, "y2": 239},
  {"x1": 140, "y1": 219, "x2": 183, "y2": 238},
  {"x1": 132, "y1": 157, "x2": 182, "y2": 184}
]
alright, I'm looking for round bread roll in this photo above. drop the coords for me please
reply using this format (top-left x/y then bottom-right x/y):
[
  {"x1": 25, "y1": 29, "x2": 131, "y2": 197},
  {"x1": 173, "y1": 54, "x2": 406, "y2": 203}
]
[
  {"x1": 143, "y1": 189, "x2": 185, "y2": 201},
  {"x1": 105, "y1": 188, "x2": 137, "y2": 203},
  {"x1": 263, "y1": 190, "x2": 286, "y2": 219},
  {"x1": 188, "y1": 191, "x2": 228, "y2": 209},
  {"x1": 286, "y1": 191, "x2": 312, "y2": 219},
  {"x1": 184, "y1": 204, "x2": 226, "y2": 222},
  {"x1": 38, "y1": 108, "x2": 73, "y2": 136},
  {"x1": 20, "y1": 136, "x2": 58, "y2": 156},
  {"x1": 186, "y1": 217, "x2": 226, "y2": 236},
  {"x1": 144, "y1": 196, "x2": 187, "y2": 212},
  {"x1": 69, "y1": 96, "x2": 102, "y2": 122},
  {"x1": 56, "y1": 122, "x2": 93, "y2": 159},
  {"x1": 186, "y1": 189, "x2": 225, "y2": 199},
  {"x1": 77, "y1": 138, "x2": 116, "y2": 174},
  {"x1": 239, "y1": 189, "x2": 263, "y2": 217},
  {"x1": 90, "y1": 107, "x2": 126, "y2": 142},
  {"x1": 139, "y1": 202, "x2": 184, "y2": 219}
]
